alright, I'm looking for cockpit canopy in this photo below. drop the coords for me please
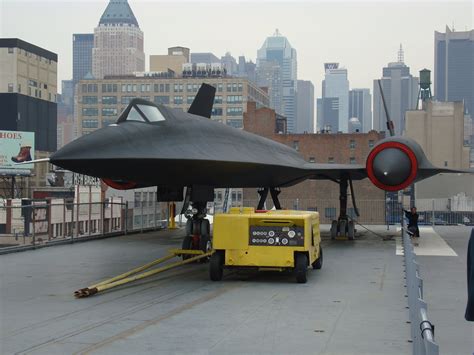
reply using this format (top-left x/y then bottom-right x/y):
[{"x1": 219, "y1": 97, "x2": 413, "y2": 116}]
[{"x1": 117, "y1": 99, "x2": 166, "y2": 124}]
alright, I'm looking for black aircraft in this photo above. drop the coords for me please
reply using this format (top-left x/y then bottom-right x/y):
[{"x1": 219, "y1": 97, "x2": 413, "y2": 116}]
[{"x1": 48, "y1": 83, "x2": 469, "y2": 247}]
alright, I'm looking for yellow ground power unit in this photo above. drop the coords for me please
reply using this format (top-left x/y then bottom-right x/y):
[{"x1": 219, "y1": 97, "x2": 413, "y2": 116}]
[{"x1": 210, "y1": 207, "x2": 322, "y2": 283}]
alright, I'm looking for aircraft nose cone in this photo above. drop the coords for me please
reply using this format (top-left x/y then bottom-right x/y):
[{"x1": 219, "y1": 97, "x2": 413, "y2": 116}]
[
  {"x1": 372, "y1": 148, "x2": 412, "y2": 186},
  {"x1": 50, "y1": 126, "x2": 123, "y2": 176}
]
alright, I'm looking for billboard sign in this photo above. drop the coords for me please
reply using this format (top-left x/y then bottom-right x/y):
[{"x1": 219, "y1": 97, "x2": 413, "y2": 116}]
[{"x1": 0, "y1": 130, "x2": 35, "y2": 174}]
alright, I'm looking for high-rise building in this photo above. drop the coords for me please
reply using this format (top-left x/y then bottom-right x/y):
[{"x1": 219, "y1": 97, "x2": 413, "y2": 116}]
[
  {"x1": 349, "y1": 88, "x2": 372, "y2": 132},
  {"x1": 0, "y1": 38, "x2": 57, "y2": 152},
  {"x1": 256, "y1": 29, "x2": 297, "y2": 132},
  {"x1": 150, "y1": 47, "x2": 190, "y2": 74},
  {"x1": 190, "y1": 52, "x2": 220, "y2": 64},
  {"x1": 221, "y1": 52, "x2": 238, "y2": 76},
  {"x1": 76, "y1": 74, "x2": 269, "y2": 136},
  {"x1": 73, "y1": 34, "x2": 94, "y2": 82},
  {"x1": 405, "y1": 101, "x2": 469, "y2": 169},
  {"x1": 435, "y1": 26, "x2": 474, "y2": 116},
  {"x1": 373, "y1": 45, "x2": 419, "y2": 135},
  {"x1": 92, "y1": 0, "x2": 145, "y2": 79},
  {"x1": 237, "y1": 56, "x2": 256, "y2": 83},
  {"x1": 320, "y1": 63, "x2": 349, "y2": 133},
  {"x1": 296, "y1": 80, "x2": 314, "y2": 133},
  {"x1": 317, "y1": 97, "x2": 339, "y2": 133}
]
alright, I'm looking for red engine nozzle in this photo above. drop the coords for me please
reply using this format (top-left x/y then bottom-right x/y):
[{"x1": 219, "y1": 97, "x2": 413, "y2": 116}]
[
  {"x1": 366, "y1": 141, "x2": 418, "y2": 191},
  {"x1": 102, "y1": 178, "x2": 137, "y2": 190}
]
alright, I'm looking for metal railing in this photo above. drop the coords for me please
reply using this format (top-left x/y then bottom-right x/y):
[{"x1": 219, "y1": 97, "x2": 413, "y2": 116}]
[
  {"x1": 0, "y1": 199, "x2": 166, "y2": 252},
  {"x1": 402, "y1": 219, "x2": 439, "y2": 355}
]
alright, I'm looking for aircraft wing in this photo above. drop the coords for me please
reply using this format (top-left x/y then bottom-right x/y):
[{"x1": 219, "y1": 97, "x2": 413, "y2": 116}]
[{"x1": 303, "y1": 163, "x2": 367, "y2": 181}]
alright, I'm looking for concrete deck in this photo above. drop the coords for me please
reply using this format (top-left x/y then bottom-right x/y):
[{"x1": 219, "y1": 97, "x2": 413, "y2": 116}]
[{"x1": 0, "y1": 225, "x2": 468, "y2": 354}]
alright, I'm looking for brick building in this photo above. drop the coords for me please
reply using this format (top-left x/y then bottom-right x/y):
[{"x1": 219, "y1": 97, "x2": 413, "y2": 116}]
[{"x1": 243, "y1": 102, "x2": 386, "y2": 223}]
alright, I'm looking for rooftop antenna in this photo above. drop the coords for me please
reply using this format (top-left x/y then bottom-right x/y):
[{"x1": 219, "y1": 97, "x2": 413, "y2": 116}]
[
  {"x1": 274, "y1": 28, "x2": 281, "y2": 36},
  {"x1": 397, "y1": 44, "x2": 404, "y2": 64},
  {"x1": 377, "y1": 80, "x2": 395, "y2": 137}
]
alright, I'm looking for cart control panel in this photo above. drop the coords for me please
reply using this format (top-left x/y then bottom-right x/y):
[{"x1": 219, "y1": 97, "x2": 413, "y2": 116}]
[{"x1": 249, "y1": 226, "x2": 304, "y2": 247}]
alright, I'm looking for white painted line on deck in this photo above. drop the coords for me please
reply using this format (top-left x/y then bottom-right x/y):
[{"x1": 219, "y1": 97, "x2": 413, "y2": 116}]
[{"x1": 396, "y1": 226, "x2": 457, "y2": 256}]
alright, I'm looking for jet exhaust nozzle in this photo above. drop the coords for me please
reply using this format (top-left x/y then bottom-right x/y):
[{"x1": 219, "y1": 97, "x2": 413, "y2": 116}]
[{"x1": 366, "y1": 141, "x2": 418, "y2": 191}]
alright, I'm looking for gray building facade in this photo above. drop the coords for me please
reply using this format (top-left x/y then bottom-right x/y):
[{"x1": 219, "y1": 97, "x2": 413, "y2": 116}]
[
  {"x1": 435, "y1": 26, "x2": 474, "y2": 116},
  {"x1": 373, "y1": 53, "x2": 418, "y2": 135},
  {"x1": 73, "y1": 34, "x2": 94, "y2": 83},
  {"x1": 296, "y1": 80, "x2": 314, "y2": 133},
  {"x1": 257, "y1": 30, "x2": 297, "y2": 132},
  {"x1": 349, "y1": 88, "x2": 372, "y2": 132},
  {"x1": 317, "y1": 97, "x2": 339, "y2": 133},
  {"x1": 321, "y1": 63, "x2": 349, "y2": 132}
]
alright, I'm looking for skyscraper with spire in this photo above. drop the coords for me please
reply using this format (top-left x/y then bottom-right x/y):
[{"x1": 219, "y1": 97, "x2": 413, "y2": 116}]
[
  {"x1": 92, "y1": 0, "x2": 145, "y2": 79},
  {"x1": 256, "y1": 30, "x2": 298, "y2": 132},
  {"x1": 373, "y1": 45, "x2": 419, "y2": 135}
]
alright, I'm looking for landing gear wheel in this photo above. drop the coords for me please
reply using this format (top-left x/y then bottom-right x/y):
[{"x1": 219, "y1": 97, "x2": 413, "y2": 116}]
[
  {"x1": 294, "y1": 253, "x2": 308, "y2": 283},
  {"x1": 200, "y1": 219, "x2": 210, "y2": 237},
  {"x1": 330, "y1": 220, "x2": 338, "y2": 240},
  {"x1": 347, "y1": 221, "x2": 355, "y2": 240},
  {"x1": 312, "y1": 247, "x2": 323, "y2": 270},
  {"x1": 199, "y1": 234, "x2": 212, "y2": 263},
  {"x1": 209, "y1": 251, "x2": 224, "y2": 281},
  {"x1": 338, "y1": 219, "x2": 347, "y2": 238},
  {"x1": 181, "y1": 235, "x2": 192, "y2": 260},
  {"x1": 185, "y1": 219, "x2": 193, "y2": 236}
]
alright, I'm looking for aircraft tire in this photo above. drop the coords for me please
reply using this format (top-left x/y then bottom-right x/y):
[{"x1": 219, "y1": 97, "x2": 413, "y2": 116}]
[
  {"x1": 330, "y1": 220, "x2": 338, "y2": 239},
  {"x1": 348, "y1": 221, "x2": 355, "y2": 240},
  {"x1": 181, "y1": 235, "x2": 193, "y2": 260},
  {"x1": 338, "y1": 220, "x2": 347, "y2": 237}
]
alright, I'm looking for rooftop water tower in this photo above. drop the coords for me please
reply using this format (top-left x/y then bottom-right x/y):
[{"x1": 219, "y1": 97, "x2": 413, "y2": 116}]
[{"x1": 417, "y1": 68, "x2": 432, "y2": 109}]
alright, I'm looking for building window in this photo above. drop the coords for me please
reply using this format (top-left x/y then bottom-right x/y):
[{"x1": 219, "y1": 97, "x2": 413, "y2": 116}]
[
  {"x1": 102, "y1": 96, "x2": 117, "y2": 105},
  {"x1": 18, "y1": 84, "x2": 21, "y2": 93},
  {"x1": 38, "y1": 90, "x2": 41, "y2": 98},
  {"x1": 165, "y1": 84, "x2": 170, "y2": 92},
  {"x1": 134, "y1": 192, "x2": 141, "y2": 208},
  {"x1": 309, "y1": 157, "x2": 315, "y2": 163},
  {"x1": 293, "y1": 140, "x2": 299, "y2": 151},
  {"x1": 82, "y1": 119, "x2": 99, "y2": 128},
  {"x1": 8, "y1": 47, "x2": 14, "y2": 53},
  {"x1": 28, "y1": 79, "x2": 38, "y2": 87},
  {"x1": 82, "y1": 108, "x2": 98, "y2": 116},
  {"x1": 349, "y1": 139, "x2": 356, "y2": 149},
  {"x1": 325, "y1": 207, "x2": 337, "y2": 219},
  {"x1": 187, "y1": 96, "x2": 195, "y2": 104},
  {"x1": 102, "y1": 108, "x2": 118, "y2": 116},
  {"x1": 328, "y1": 157, "x2": 335, "y2": 164},
  {"x1": 8, "y1": 83, "x2": 14, "y2": 93},
  {"x1": 226, "y1": 95, "x2": 243, "y2": 104},
  {"x1": 238, "y1": 83, "x2": 243, "y2": 92},
  {"x1": 226, "y1": 83, "x2": 232, "y2": 92},
  {"x1": 102, "y1": 119, "x2": 117, "y2": 127},
  {"x1": 121, "y1": 96, "x2": 135, "y2": 105},
  {"x1": 173, "y1": 96, "x2": 183, "y2": 104},
  {"x1": 83, "y1": 96, "x2": 98, "y2": 105},
  {"x1": 211, "y1": 108, "x2": 223, "y2": 116},
  {"x1": 154, "y1": 96, "x2": 170, "y2": 105},
  {"x1": 214, "y1": 96, "x2": 223, "y2": 104},
  {"x1": 174, "y1": 84, "x2": 183, "y2": 93},
  {"x1": 140, "y1": 96, "x2": 150, "y2": 101},
  {"x1": 217, "y1": 83, "x2": 223, "y2": 92},
  {"x1": 141, "y1": 84, "x2": 145, "y2": 92},
  {"x1": 350, "y1": 157, "x2": 356, "y2": 164},
  {"x1": 132, "y1": 84, "x2": 137, "y2": 92},
  {"x1": 122, "y1": 84, "x2": 127, "y2": 92},
  {"x1": 226, "y1": 119, "x2": 242, "y2": 129},
  {"x1": 368, "y1": 140, "x2": 375, "y2": 148},
  {"x1": 226, "y1": 107, "x2": 243, "y2": 116}
]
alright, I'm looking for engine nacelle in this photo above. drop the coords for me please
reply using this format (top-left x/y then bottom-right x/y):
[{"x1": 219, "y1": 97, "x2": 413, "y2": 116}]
[{"x1": 366, "y1": 138, "x2": 419, "y2": 191}]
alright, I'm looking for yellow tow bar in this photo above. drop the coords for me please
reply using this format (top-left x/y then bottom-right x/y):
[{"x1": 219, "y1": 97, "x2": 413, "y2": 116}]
[{"x1": 74, "y1": 249, "x2": 214, "y2": 298}]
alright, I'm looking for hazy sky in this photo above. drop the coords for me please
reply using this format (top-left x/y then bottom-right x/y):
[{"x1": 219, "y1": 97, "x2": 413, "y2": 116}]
[{"x1": 1, "y1": 0, "x2": 472, "y2": 98}]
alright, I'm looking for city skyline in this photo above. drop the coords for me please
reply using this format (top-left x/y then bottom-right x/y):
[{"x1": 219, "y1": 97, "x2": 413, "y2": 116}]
[{"x1": 1, "y1": 0, "x2": 471, "y2": 99}]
